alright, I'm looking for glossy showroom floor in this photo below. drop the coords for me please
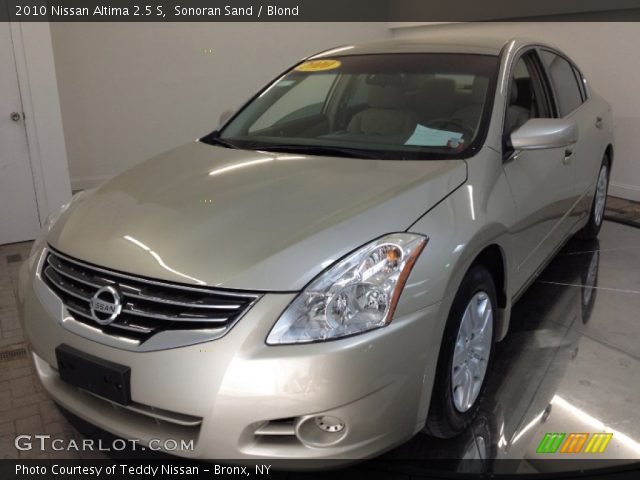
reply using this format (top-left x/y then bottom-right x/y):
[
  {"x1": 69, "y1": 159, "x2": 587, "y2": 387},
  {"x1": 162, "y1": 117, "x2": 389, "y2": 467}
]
[
  {"x1": 0, "y1": 218, "x2": 638, "y2": 473},
  {"x1": 383, "y1": 220, "x2": 640, "y2": 473}
]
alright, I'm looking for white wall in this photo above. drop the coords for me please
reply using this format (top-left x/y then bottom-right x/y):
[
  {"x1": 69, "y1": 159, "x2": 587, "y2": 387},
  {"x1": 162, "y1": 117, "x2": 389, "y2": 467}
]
[
  {"x1": 50, "y1": 22, "x2": 389, "y2": 189},
  {"x1": 391, "y1": 22, "x2": 640, "y2": 201},
  {"x1": 12, "y1": 22, "x2": 72, "y2": 219}
]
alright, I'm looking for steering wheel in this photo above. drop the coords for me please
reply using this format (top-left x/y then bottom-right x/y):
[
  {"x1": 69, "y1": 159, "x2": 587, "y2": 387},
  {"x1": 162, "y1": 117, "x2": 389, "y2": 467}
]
[{"x1": 425, "y1": 118, "x2": 474, "y2": 139}]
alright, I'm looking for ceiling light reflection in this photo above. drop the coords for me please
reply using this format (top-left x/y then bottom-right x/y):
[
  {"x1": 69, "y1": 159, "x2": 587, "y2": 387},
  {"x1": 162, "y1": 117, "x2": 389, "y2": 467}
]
[
  {"x1": 552, "y1": 395, "x2": 640, "y2": 455},
  {"x1": 123, "y1": 235, "x2": 206, "y2": 285},
  {"x1": 467, "y1": 185, "x2": 475, "y2": 220},
  {"x1": 208, "y1": 154, "x2": 306, "y2": 177},
  {"x1": 453, "y1": 243, "x2": 465, "y2": 254},
  {"x1": 512, "y1": 410, "x2": 545, "y2": 445},
  {"x1": 315, "y1": 45, "x2": 355, "y2": 56},
  {"x1": 208, "y1": 158, "x2": 272, "y2": 176},
  {"x1": 274, "y1": 155, "x2": 306, "y2": 161}
]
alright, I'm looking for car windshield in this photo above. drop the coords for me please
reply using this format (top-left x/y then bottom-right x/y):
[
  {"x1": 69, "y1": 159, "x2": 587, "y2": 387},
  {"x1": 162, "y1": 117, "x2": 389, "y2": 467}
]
[{"x1": 210, "y1": 53, "x2": 499, "y2": 160}]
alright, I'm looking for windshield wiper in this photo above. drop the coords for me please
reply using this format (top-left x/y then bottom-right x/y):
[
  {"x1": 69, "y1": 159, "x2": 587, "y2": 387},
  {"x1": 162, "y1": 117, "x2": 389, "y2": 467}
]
[
  {"x1": 201, "y1": 136, "x2": 383, "y2": 159},
  {"x1": 200, "y1": 134, "x2": 239, "y2": 149},
  {"x1": 250, "y1": 144, "x2": 382, "y2": 159}
]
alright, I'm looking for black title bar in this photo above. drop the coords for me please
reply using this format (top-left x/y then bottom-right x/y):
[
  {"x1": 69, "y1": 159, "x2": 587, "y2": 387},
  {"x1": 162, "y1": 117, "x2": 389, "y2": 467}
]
[
  {"x1": 4, "y1": 0, "x2": 640, "y2": 22},
  {"x1": 3, "y1": 459, "x2": 640, "y2": 479}
]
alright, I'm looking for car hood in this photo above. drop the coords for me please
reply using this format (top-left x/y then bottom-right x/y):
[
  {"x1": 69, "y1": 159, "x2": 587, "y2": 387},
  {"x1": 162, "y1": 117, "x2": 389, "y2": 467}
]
[{"x1": 48, "y1": 142, "x2": 466, "y2": 291}]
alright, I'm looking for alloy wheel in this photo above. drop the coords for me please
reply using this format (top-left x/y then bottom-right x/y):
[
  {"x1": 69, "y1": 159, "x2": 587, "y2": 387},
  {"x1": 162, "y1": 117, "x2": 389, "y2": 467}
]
[
  {"x1": 594, "y1": 164, "x2": 608, "y2": 227},
  {"x1": 451, "y1": 291, "x2": 493, "y2": 413}
]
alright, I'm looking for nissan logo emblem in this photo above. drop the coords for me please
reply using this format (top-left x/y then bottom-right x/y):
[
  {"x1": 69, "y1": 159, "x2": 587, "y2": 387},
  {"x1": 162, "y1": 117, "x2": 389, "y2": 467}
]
[{"x1": 90, "y1": 286, "x2": 122, "y2": 325}]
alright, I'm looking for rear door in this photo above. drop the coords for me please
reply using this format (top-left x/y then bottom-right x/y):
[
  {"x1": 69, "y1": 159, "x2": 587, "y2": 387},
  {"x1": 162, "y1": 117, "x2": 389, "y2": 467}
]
[
  {"x1": 501, "y1": 49, "x2": 577, "y2": 290},
  {"x1": 538, "y1": 49, "x2": 605, "y2": 219}
]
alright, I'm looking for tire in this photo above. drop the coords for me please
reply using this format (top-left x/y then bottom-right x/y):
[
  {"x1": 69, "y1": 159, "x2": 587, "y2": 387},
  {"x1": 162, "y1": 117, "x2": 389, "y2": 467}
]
[
  {"x1": 424, "y1": 265, "x2": 497, "y2": 438},
  {"x1": 576, "y1": 157, "x2": 610, "y2": 240}
]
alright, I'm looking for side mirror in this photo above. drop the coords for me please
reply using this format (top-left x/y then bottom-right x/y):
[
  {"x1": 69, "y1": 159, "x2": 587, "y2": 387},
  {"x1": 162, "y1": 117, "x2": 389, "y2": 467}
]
[
  {"x1": 510, "y1": 118, "x2": 578, "y2": 151},
  {"x1": 219, "y1": 109, "x2": 234, "y2": 126}
]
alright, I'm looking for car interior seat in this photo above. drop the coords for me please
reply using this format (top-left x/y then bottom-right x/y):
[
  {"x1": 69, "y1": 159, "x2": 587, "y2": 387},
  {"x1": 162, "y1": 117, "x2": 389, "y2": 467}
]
[
  {"x1": 505, "y1": 79, "x2": 531, "y2": 135},
  {"x1": 514, "y1": 77, "x2": 538, "y2": 117},
  {"x1": 451, "y1": 76, "x2": 489, "y2": 131},
  {"x1": 413, "y1": 77, "x2": 457, "y2": 123},
  {"x1": 347, "y1": 75, "x2": 417, "y2": 136}
]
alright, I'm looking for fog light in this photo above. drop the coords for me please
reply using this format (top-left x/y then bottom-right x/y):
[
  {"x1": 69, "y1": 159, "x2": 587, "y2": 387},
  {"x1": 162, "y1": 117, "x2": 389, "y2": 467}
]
[
  {"x1": 314, "y1": 416, "x2": 345, "y2": 433},
  {"x1": 295, "y1": 415, "x2": 347, "y2": 447}
]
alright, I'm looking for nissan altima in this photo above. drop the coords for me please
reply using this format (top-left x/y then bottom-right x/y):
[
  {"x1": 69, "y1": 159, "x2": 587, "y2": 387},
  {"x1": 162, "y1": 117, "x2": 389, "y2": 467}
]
[{"x1": 18, "y1": 36, "x2": 613, "y2": 461}]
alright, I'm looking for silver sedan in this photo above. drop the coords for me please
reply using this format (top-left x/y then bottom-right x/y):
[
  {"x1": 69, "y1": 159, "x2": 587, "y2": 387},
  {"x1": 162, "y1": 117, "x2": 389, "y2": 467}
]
[{"x1": 18, "y1": 35, "x2": 613, "y2": 462}]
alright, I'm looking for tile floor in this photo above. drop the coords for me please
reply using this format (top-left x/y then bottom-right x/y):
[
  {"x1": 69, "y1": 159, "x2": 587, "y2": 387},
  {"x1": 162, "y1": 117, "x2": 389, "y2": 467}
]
[
  {"x1": 1, "y1": 214, "x2": 639, "y2": 471},
  {"x1": 606, "y1": 196, "x2": 640, "y2": 227},
  {"x1": 0, "y1": 241, "x2": 107, "y2": 460}
]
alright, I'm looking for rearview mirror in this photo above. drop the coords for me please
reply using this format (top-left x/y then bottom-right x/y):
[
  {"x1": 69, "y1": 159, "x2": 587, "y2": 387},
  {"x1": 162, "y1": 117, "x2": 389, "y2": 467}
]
[
  {"x1": 510, "y1": 118, "x2": 578, "y2": 151},
  {"x1": 219, "y1": 109, "x2": 234, "y2": 126}
]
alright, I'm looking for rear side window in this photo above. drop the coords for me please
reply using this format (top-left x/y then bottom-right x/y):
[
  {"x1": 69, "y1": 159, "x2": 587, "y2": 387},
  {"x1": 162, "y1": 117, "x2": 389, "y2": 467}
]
[
  {"x1": 572, "y1": 65, "x2": 588, "y2": 101},
  {"x1": 540, "y1": 50, "x2": 584, "y2": 116}
]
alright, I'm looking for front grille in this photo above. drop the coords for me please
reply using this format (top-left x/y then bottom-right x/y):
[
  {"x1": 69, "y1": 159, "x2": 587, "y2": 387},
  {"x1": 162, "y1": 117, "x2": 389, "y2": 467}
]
[{"x1": 42, "y1": 249, "x2": 260, "y2": 344}]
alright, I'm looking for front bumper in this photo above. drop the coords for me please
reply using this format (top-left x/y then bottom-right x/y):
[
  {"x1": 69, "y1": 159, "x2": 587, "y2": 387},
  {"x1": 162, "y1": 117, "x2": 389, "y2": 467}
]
[{"x1": 17, "y1": 252, "x2": 445, "y2": 461}]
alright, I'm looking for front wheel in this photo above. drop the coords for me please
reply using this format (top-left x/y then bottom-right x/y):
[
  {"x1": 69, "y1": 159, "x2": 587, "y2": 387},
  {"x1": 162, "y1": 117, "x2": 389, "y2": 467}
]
[
  {"x1": 424, "y1": 265, "x2": 496, "y2": 438},
  {"x1": 576, "y1": 158, "x2": 610, "y2": 240}
]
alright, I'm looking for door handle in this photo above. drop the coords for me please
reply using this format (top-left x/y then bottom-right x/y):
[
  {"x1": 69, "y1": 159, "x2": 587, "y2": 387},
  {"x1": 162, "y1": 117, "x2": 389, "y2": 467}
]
[
  {"x1": 563, "y1": 148, "x2": 574, "y2": 165},
  {"x1": 595, "y1": 116, "x2": 603, "y2": 129},
  {"x1": 10, "y1": 112, "x2": 22, "y2": 122}
]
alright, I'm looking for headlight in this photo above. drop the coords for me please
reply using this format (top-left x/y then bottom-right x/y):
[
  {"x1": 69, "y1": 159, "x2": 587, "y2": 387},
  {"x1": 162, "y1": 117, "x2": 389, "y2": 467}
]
[{"x1": 266, "y1": 233, "x2": 427, "y2": 345}]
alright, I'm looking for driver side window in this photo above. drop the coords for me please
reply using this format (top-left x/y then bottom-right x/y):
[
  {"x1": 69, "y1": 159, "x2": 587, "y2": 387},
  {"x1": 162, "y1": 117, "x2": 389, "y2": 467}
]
[{"x1": 505, "y1": 53, "x2": 552, "y2": 137}]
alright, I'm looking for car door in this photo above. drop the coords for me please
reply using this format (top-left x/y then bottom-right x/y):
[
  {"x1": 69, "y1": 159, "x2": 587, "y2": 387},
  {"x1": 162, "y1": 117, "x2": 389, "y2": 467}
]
[
  {"x1": 501, "y1": 50, "x2": 578, "y2": 291},
  {"x1": 538, "y1": 49, "x2": 604, "y2": 220}
]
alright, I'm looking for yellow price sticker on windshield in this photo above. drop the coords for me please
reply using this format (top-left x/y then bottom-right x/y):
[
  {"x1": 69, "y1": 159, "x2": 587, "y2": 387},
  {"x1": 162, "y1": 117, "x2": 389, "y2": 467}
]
[{"x1": 295, "y1": 59, "x2": 342, "y2": 72}]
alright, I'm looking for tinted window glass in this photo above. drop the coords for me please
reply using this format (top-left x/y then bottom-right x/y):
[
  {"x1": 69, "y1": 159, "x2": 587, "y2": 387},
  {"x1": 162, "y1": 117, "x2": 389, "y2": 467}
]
[
  {"x1": 572, "y1": 65, "x2": 588, "y2": 100},
  {"x1": 540, "y1": 51, "x2": 583, "y2": 116},
  {"x1": 217, "y1": 54, "x2": 500, "y2": 160},
  {"x1": 250, "y1": 74, "x2": 337, "y2": 132},
  {"x1": 345, "y1": 74, "x2": 369, "y2": 108}
]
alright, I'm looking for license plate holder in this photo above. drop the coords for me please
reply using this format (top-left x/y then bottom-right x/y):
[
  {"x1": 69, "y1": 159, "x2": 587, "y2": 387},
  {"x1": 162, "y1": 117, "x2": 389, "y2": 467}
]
[{"x1": 55, "y1": 344, "x2": 131, "y2": 405}]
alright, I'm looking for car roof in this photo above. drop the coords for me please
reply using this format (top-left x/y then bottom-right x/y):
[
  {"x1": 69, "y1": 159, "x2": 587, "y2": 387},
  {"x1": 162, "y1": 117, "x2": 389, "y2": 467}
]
[{"x1": 309, "y1": 36, "x2": 543, "y2": 58}]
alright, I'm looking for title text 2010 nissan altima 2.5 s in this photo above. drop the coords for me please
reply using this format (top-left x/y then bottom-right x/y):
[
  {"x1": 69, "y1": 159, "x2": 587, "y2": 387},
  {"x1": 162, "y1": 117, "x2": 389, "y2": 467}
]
[{"x1": 18, "y1": 36, "x2": 613, "y2": 461}]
